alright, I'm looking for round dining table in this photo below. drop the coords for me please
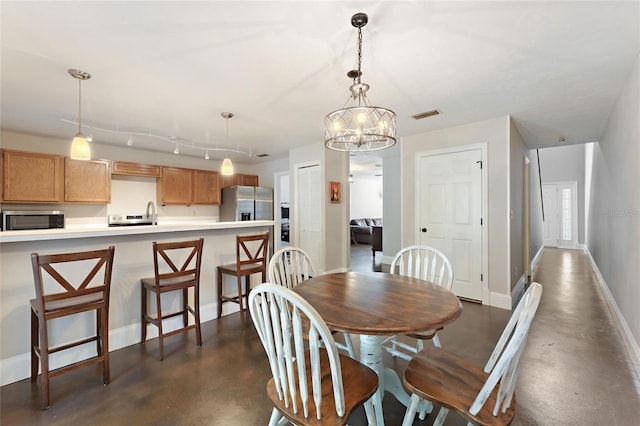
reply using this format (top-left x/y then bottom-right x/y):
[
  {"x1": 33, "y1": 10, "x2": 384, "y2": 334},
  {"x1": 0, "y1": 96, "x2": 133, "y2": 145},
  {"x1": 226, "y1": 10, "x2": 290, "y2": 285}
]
[{"x1": 293, "y1": 271, "x2": 463, "y2": 425}]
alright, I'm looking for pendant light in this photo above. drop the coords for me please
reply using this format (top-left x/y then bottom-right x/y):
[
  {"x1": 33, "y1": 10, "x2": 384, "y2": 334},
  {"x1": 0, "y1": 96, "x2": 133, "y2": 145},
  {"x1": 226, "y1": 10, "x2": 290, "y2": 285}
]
[
  {"x1": 68, "y1": 69, "x2": 92, "y2": 160},
  {"x1": 220, "y1": 112, "x2": 235, "y2": 176},
  {"x1": 324, "y1": 13, "x2": 397, "y2": 152}
]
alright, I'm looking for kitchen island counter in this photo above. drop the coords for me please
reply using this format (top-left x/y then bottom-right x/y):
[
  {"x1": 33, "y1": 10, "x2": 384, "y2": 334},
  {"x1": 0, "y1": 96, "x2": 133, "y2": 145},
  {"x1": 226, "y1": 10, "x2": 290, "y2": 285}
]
[
  {"x1": 0, "y1": 220, "x2": 274, "y2": 243},
  {"x1": 0, "y1": 220, "x2": 273, "y2": 386}
]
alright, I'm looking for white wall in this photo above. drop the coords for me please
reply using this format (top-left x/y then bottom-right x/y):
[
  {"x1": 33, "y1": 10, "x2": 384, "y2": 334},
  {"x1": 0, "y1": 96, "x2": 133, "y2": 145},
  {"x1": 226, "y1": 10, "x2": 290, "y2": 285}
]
[
  {"x1": 539, "y1": 143, "x2": 586, "y2": 244},
  {"x1": 586, "y1": 52, "x2": 640, "y2": 347},
  {"x1": 382, "y1": 144, "x2": 402, "y2": 262},
  {"x1": 349, "y1": 178, "x2": 383, "y2": 219},
  {"x1": 402, "y1": 116, "x2": 511, "y2": 307}
]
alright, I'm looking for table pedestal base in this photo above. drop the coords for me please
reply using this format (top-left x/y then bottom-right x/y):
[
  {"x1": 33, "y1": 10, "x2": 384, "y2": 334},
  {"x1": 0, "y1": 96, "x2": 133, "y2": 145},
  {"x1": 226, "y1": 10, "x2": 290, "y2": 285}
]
[{"x1": 359, "y1": 335, "x2": 431, "y2": 425}]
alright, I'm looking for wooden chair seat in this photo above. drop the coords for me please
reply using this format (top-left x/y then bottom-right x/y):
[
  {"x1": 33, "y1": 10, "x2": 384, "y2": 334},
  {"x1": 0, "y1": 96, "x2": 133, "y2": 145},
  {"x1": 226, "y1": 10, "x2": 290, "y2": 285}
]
[
  {"x1": 30, "y1": 292, "x2": 103, "y2": 314},
  {"x1": 141, "y1": 273, "x2": 196, "y2": 289},
  {"x1": 140, "y1": 238, "x2": 203, "y2": 361},
  {"x1": 266, "y1": 350, "x2": 378, "y2": 426},
  {"x1": 405, "y1": 327, "x2": 442, "y2": 340},
  {"x1": 404, "y1": 346, "x2": 515, "y2": 426},
  {"x1": 30, "y1": 246, "x2": 115, "y2": 409},
  {"x1": 402, "y1": 282, "x2": 543, "y2": 426}
]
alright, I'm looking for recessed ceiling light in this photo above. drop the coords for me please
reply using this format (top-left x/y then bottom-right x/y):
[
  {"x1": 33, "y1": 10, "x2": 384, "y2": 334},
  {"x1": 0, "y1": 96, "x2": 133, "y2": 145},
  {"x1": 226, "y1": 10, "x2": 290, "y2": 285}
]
[{"x1": 412, "y1": 109, "x2": 440, "y2": 120}]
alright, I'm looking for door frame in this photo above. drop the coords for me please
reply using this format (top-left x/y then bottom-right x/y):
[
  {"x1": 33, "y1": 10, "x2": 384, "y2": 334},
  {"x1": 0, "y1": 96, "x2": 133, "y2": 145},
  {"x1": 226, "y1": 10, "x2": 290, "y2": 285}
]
[{"x1": 414, "y1": 143, "x2": 489, "y2": 305}]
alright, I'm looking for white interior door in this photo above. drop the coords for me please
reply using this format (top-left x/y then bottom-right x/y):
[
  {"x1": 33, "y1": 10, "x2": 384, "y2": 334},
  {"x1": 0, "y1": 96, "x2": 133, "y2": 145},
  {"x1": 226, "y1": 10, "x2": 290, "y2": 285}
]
[
  {"x1": 542, "y1": 184, "x2": 558, "y2": 247},
  {"x1": 558, "y1": 182, "x2": 578, "y2": 249},
  {"x1": 296, "y1": 164, "x2": 323, "y2": 269},
  {"x1": 417, "y1": 149, "x2": 483, "y2": 301}
]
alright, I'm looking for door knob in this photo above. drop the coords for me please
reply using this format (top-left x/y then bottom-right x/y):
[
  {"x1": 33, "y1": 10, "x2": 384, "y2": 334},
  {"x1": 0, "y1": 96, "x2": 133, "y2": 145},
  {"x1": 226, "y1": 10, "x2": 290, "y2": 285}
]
[{"x1": 421, "y1": 227, "x2": 427, "y2": 233}]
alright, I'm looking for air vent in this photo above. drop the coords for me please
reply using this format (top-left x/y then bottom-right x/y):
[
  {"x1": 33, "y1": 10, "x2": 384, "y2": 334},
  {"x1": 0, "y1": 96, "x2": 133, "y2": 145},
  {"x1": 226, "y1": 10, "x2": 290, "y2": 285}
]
[
  {"x1": 256, "y1": 153, "x2": 270, "y2": 158},
  {"x1": 412, "y1": 109, "x2": 440, "y2": 120}
]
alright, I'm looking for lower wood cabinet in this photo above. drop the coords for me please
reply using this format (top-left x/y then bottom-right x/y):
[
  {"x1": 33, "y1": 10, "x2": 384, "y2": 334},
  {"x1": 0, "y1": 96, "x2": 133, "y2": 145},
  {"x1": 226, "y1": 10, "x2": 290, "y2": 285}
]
[{"x1": 64, "y1": 158, "x2": 111, "y2": 203}]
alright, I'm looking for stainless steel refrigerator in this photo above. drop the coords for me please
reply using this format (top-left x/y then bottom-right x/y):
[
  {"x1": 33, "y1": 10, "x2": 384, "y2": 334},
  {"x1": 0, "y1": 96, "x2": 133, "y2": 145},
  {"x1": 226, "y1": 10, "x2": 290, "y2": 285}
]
[{"x1": 220, "y1": 186, "x2": 273, "y2": 221}]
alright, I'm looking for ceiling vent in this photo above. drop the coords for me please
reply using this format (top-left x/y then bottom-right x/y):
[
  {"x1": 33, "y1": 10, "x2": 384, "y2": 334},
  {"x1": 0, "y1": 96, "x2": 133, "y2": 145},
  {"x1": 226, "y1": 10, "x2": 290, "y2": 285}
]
[
  {"x1": 256, "y1": 153, "x2": 270, "y2": 158},
  {"x1": 412, "y1": 109, "x2": 440, "y2": 120}
]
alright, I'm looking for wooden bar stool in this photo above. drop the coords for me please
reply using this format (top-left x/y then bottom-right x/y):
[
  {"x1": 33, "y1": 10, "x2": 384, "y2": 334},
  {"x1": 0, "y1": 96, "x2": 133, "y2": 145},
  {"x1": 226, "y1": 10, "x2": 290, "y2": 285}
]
[
  {"x1": 217, "y1": 232, "x2": 269, "y2": 329},
  {"x1": 140, "y1": 238, "x2": 204, "y2": 360},
  {"x1": 30, "y1": 246, "x2": 115, "y2": 409}
]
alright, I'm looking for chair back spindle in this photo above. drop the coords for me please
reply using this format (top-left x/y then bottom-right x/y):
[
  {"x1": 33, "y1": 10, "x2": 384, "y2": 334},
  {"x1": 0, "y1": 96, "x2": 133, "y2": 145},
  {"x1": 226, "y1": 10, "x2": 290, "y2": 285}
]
[
  {"x1": 268, "y1": 247, "x2": 316, "y2": 289},
  {"x1": 250, "y1": 284, "x2": 345, "y2": 421},
  {"x1": 391, "y1": 245, "x2": 453, "y2": 289}
]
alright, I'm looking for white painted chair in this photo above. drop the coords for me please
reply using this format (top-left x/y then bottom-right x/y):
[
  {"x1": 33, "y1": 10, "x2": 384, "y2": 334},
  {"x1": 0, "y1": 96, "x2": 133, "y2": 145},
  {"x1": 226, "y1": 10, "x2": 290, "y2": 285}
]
[
  {"x1": 268, "y1": 247, "x2": 355, "y2": 358},
  {"x1": 382, "y1": 245, "x2": 454, "y2": 361},
  {"x1": 402, "y1": 282, "x2": 543, "y2": 426},
  {"x1": 249, "y1": 283, "x2": 378, "y2": 426}
]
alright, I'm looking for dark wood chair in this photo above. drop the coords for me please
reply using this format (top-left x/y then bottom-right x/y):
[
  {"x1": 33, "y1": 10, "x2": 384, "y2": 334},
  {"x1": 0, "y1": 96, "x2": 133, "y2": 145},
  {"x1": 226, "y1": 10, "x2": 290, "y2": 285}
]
[
  {"x1": 141, "y1": 238, "x2": 203, "y2": 361},
  {"x1": 402, "y1": 282, "x2": 543, "y2": 426},
  {"x1": 217, "y1": 232, "x2": 269, "y2": 329},
  {"x1": 30, "y1": 246, "x2": 115, "y2": 409}
]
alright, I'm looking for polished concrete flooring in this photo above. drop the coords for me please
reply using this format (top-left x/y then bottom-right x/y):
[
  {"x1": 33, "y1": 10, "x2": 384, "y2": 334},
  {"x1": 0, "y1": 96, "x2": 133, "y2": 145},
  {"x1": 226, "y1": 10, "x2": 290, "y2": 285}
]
[{"x1": 2, "y1": 247, "x2": 639, "y2": 425}]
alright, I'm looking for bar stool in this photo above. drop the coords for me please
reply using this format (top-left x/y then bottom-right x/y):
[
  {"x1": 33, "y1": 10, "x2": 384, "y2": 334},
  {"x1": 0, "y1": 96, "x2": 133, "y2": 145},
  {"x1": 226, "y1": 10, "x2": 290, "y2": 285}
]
[
  {"x1": 140, "y1": 238, "x2": 204, "y2": 360},
  {"x1": 217, "y1": 232, "x2": 269, "y2": 329},
  {"x1": 30, "y1": 246, "x2": 115, "y2": 409}
]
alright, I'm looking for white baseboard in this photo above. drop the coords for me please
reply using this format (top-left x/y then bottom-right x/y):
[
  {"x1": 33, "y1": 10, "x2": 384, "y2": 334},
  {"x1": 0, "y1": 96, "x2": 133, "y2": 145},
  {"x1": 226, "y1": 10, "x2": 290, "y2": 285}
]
[
  {"x1": 511, "y1": 274, "x2": 527, "y2": 309},
  {"x1": 381, "y1": 255, "x2": 394, "y2": 265},
  {"x1": 0, "y1": 302, "x2": 225, "y2": 387},
  {"x1": 488, "y1": 291, "x2": 512, "y2": 310},
  {"x1": 531, "y1": 245, "x2": 544, "y2": 272},
  {"x1": 583, "y1": 247, "x2": 640, "y2": 382}
]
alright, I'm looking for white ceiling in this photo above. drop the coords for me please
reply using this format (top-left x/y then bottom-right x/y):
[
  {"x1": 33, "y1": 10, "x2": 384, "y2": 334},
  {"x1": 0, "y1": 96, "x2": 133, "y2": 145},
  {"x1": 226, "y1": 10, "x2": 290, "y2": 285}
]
[{"x1": 1, "y1": 1, "x2": 638, "y2": 173}]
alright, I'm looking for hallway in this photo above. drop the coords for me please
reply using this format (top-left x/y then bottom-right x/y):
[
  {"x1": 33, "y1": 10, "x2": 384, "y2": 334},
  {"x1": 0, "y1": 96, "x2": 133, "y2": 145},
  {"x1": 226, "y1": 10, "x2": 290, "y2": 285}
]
[{"x1": 2, "y1": 248, "x2": 639, "y2": 425}]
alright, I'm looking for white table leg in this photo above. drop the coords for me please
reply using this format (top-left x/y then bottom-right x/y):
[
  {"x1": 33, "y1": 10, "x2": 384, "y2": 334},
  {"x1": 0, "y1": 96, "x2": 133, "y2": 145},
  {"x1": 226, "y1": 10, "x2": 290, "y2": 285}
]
[
  {"x1": 359, "y1": 335, "x2": 385, "y2": 426},
  {"x1": 359, "y1": 334, "x2": 432, "y2": 426}
]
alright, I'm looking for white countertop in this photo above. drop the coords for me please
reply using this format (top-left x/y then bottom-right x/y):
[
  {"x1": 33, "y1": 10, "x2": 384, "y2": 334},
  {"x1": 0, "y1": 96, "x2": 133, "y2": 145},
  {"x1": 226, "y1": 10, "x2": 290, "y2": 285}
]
[{"x1": 0, "y1": 220, "x2": 275, "y2": 243}]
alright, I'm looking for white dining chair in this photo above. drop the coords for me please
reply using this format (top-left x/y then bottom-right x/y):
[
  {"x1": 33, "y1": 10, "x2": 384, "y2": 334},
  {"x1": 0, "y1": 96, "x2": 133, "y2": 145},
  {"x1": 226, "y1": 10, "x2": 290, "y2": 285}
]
[
  {"x1": 249, "y1": 283, "x2": 378, "y2": 426},
  {"x1": 268, "y1": 247, "x2": 355, "y2": 358},
  {"x1": 402, "y1": 282, "x2": 543, "y2": 426},
  {"x1": 383, "y1": 245, "x2": 454, "y2": 361}
]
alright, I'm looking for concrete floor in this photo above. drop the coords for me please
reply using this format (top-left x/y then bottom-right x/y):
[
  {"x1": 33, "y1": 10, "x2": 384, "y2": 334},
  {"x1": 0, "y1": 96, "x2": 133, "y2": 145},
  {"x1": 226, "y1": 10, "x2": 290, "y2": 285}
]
[{"x1": 2, "y1": 247, "x2": 639, "y2": 425}]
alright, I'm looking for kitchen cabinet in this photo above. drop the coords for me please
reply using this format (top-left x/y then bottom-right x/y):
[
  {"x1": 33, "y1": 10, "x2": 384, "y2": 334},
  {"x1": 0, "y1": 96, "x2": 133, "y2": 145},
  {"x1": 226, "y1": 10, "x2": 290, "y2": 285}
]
[
  {"x1": 157, "y1": 167, "x2": 195, "y2": 205},
  {"x1": 1, "y1": 149, "x2": 64, "y2": 202},
  {"x1": 112, "y1": 161, "x2": 160, "y2": 177},
  {"x1": 158, "y1": 167, "x2": 221, "y2": 206},
  {"x1": 194, "y1": 170, "x2": 221, "y2": 205},
  {"x1": 221, "y1": 173, "x2": 259, "y2": 188},
  {"x1": 64, "y1": 158, "x2": 111, "y2": 203}
]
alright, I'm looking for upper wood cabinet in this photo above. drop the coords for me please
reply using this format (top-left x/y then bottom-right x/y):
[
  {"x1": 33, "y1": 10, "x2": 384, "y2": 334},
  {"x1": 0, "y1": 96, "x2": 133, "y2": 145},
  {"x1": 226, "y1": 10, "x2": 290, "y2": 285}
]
[
  {"x1": 112, "y1": 161, "x2": 160, "y2": 177},
  {"x1": 157, "y1": 167, "x2": 221, "y2": 206},
  {"x1": 221, "y1": 173, "x2": 259, "y2": 188},
  {"x1": 64, "y1": 158, "x2": 111, "y2": 203},
  {"x1": 1, "y1": 149, "x2": 64, "y2": 203},
  {"x1": 157, "y1": 167, "x2": 195, "y2": 205},
  {"x1": 194, "y1": 170, "x2": 221, "y2": 205}
]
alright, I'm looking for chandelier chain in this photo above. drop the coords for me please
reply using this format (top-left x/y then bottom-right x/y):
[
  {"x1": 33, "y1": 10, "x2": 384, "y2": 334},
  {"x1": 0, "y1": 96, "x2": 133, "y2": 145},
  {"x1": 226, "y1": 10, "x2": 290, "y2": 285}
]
[{"x1": 356, "y1": 27, "x2": 363, "y2": 85}]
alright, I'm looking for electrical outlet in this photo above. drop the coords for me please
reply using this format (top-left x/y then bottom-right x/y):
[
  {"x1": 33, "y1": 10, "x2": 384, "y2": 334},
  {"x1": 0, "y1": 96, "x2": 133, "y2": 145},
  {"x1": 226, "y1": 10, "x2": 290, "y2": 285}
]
[
  {"x1": 192, "y1": 210, "x2": 197, "y2": 216},
  {"x1": 515, "y1": 266, "x2": 518, "y2": 277}
]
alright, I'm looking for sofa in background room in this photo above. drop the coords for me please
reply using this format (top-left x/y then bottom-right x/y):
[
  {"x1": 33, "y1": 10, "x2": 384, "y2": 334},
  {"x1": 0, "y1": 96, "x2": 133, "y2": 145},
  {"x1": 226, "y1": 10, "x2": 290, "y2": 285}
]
[{"x1": 349, "y1": 218, "x2": 383, "y2": 245}]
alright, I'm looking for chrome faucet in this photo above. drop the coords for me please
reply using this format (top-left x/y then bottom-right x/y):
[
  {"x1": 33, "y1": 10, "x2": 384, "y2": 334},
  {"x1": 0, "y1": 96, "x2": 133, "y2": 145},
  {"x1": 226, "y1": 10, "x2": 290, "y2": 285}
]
[{"x1": 145, "y1": 201, "x2": 157, "y2": 225}]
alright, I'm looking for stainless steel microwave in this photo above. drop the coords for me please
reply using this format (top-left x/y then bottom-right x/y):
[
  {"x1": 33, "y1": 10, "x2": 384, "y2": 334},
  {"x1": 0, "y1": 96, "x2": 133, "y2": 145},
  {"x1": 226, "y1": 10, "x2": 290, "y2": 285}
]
[{"x1": 2, "y1": 211, "x2": 65, "y2": 231}]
